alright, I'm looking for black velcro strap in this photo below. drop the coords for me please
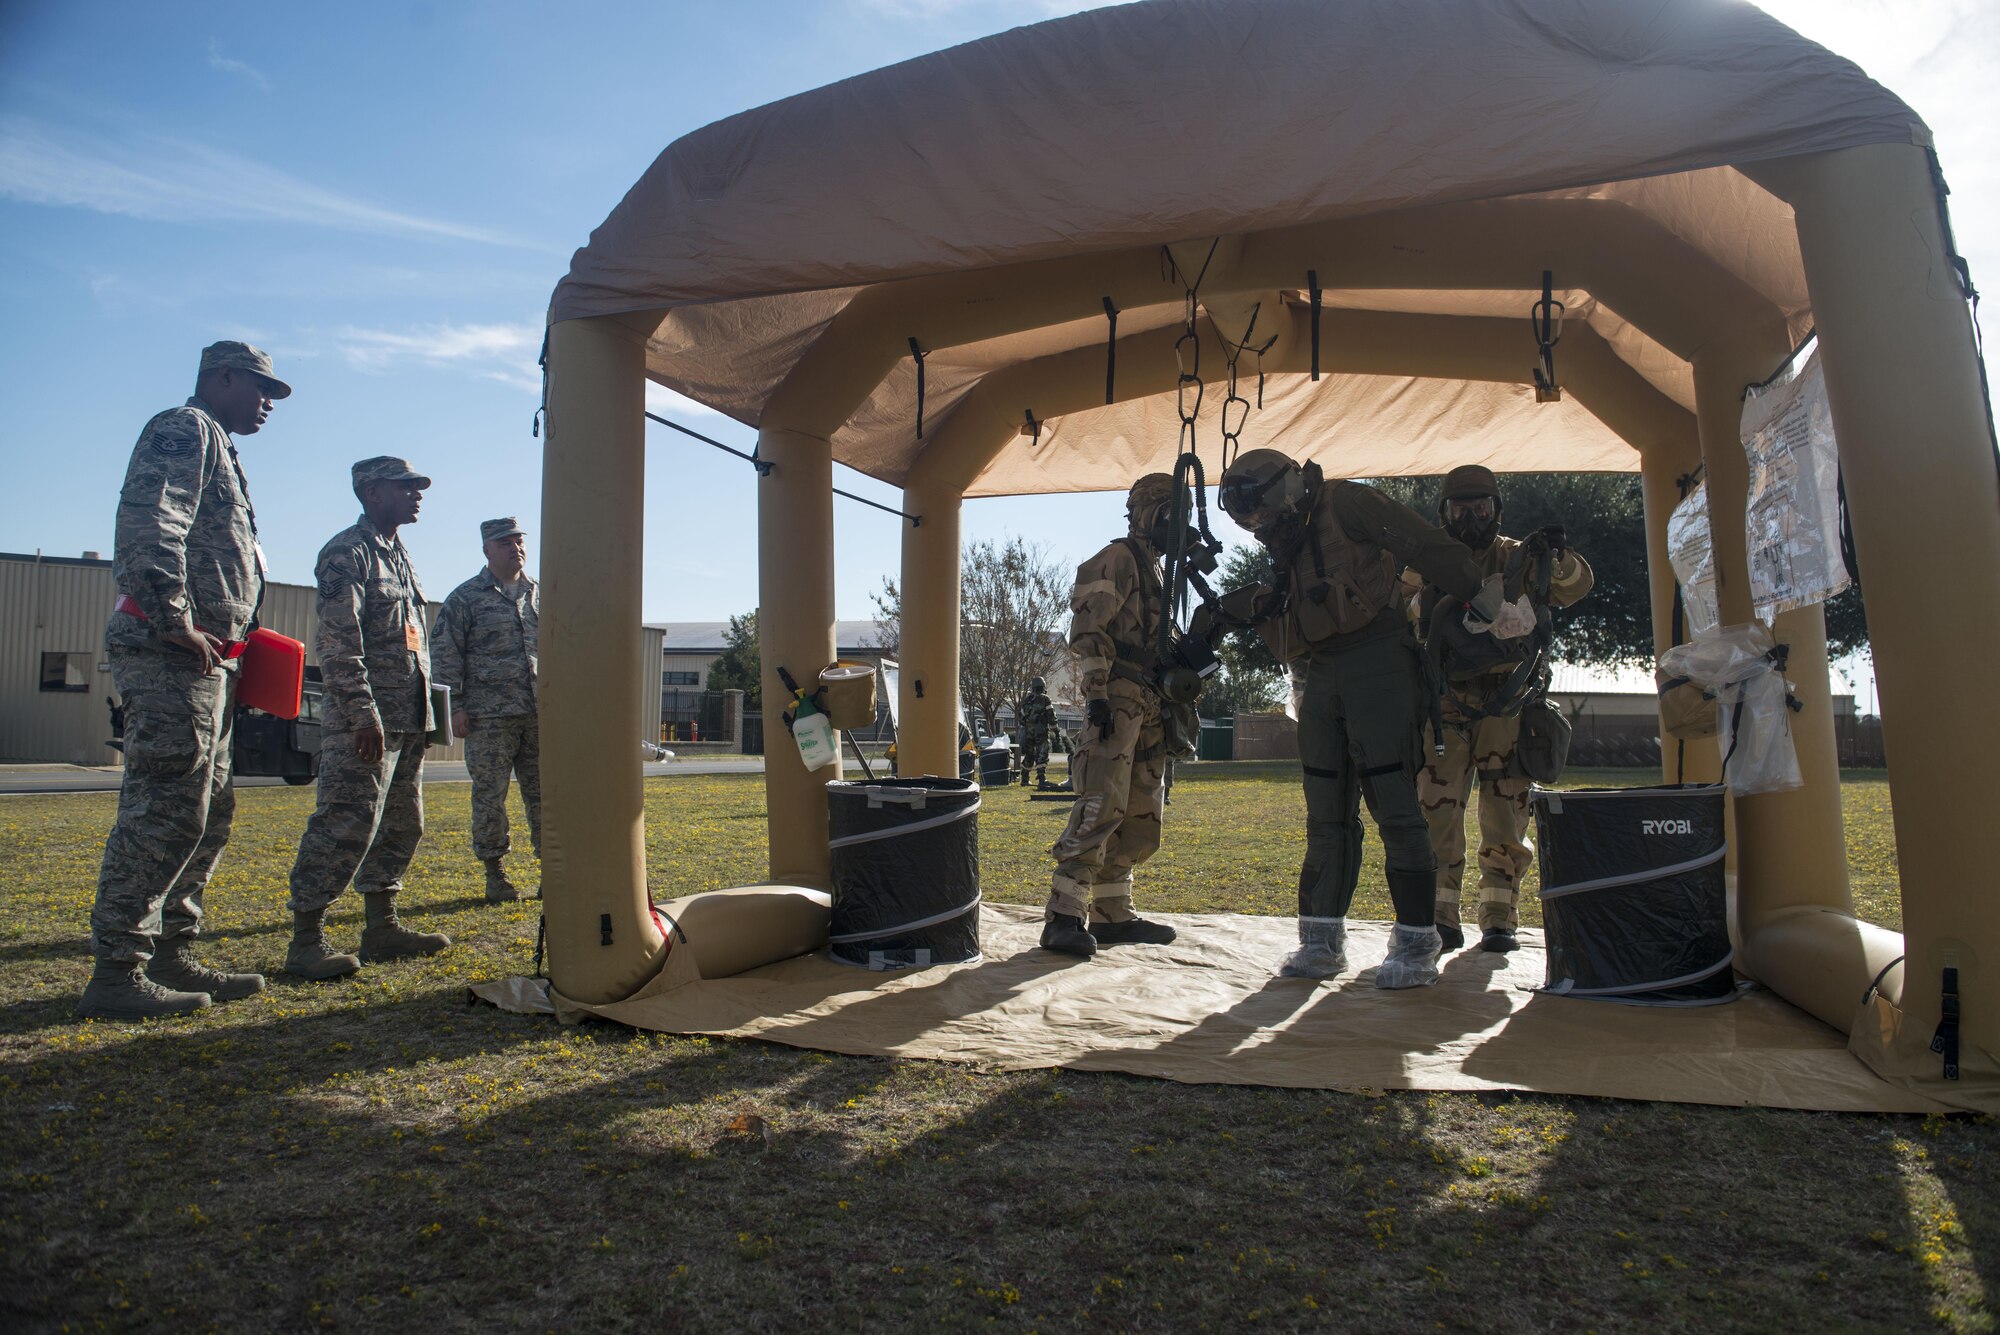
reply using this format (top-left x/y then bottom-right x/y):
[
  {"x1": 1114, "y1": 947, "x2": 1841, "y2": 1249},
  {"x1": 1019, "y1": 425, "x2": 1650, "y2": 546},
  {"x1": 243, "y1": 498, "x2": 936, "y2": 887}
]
[
  {"x1": 1862, "y1": 954, "x2": 1905, "y2": 1006},
  {"x1": 1103, "y1": 297, "x2": 1119, "y2": 403},
  {"x1": 1659, "y1": 675, "x2": 1693, "y2": 693},
  {"x1": 1307, "y1": 270, "x2": 1322, "y2": 381},
  {"x1": 909, "y1": 337, "x2": 926, "y2": 440},
  {"x1": 1361, "y1": 762, "x2": 1404, "y2": 778},
  {"x1": 1931, "y1": 966, "x2": 1961, "y2": 1081},
  {"x1": 1301, "y1": 762, "x2": 1341, "y2": 779}
]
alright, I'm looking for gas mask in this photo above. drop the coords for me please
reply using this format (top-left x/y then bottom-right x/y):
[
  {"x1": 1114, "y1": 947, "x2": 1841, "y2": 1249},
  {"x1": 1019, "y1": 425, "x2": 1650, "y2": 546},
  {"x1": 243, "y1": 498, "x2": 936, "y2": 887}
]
[{"x1": 1442, "y1": 494, "x2": 1500, "y2": 549}]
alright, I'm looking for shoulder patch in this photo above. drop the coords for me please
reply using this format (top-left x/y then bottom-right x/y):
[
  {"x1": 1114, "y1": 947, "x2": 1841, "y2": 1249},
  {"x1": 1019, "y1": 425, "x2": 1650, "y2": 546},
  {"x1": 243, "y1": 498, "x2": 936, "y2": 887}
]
[
  {"x1": 318, "y1": 573, "x2": 349, "y2": 600},
  {"x1": 145, "y1": 420, "x2": 201, "y2": 458}
]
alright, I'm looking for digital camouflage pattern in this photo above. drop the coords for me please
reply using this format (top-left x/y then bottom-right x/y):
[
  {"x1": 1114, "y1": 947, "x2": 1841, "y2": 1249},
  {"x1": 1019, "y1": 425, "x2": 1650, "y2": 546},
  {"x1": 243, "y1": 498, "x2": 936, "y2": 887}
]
[
  {"x1": 1419, "y1": 534, "x2": 1595, "y2": 933},
  {"x1": 464, "y1": 715, "x2": 542, "y2": 861},
  {"x1": 1049, "y1": 535, "x2": 1167, "y2": 922},
  {"x1": 431, "y1": 570, "x2": 539, "y2": 721},
  {"x1": 92, "y1": 648, "x2": 239, "y2": 963},
  {"x1": 288, "y1": 515, "x2": 433, "y2": 912},
  {"x1": 311, "y1": 514, "x2": 432, "y2": 734},
  {"x1": 288, "y1": 729, "x2": 428, "y2": 913},
  {"x1": 108, "y1": 397, "x2": 262, "y2": 647},
  {"x1": 92, "y1": 394, "x2": 264, "y2": 965}
]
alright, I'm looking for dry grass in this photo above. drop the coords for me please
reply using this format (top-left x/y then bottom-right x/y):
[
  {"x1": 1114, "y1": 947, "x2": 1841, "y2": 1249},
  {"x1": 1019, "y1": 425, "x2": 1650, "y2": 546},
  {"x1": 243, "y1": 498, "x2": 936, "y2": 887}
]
[{"x1": 0, "y1": 765, "x2": 1991, "y2": 1333}]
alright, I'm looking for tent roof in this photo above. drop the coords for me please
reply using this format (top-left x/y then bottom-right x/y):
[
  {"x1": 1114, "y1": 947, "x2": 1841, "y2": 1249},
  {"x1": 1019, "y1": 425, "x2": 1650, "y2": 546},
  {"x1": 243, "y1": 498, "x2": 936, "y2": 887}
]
[{"x1": 554, "y1": 0, "x2": 1925, "y2": 494}]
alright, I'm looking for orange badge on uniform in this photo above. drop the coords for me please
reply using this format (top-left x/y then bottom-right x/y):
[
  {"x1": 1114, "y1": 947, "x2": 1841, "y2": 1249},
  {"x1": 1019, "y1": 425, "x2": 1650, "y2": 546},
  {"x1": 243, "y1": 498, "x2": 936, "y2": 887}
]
[{"x1": 405, "y1": 620, "x2": 422, "y2": 651}]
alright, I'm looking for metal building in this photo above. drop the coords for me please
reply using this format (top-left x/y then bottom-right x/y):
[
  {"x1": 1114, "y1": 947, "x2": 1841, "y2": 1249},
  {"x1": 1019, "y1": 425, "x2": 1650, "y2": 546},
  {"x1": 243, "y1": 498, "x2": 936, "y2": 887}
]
[{"x1": 1, "y1": 552, "x2": 663, "y2": 766}]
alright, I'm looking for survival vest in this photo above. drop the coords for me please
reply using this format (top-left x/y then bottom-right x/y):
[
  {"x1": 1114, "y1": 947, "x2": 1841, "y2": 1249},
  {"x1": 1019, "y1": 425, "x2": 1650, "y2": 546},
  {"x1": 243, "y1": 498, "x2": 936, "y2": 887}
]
[{"x1": 1272, "y1": 481, "x2": 1402, "y2": 650}]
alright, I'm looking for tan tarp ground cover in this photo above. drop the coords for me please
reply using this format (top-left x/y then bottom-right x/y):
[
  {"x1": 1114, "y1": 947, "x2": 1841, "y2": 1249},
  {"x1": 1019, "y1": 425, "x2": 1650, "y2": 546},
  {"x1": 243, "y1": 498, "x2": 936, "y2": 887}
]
[
  {"x1": 553, "y1": 0, "x2": 1926, "y2": 493},
  {"x1": 474, "y1": 906, "x2": 1950, "y2": 1114}
]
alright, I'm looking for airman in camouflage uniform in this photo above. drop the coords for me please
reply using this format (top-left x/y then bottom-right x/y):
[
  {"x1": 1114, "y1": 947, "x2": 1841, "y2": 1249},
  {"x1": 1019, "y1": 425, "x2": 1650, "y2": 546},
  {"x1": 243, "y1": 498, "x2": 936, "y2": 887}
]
[
  {"x1": 81, "y1": 342, "x2": 289, "y2": 1019},
  {"x1": 1041, "y1": 474, "x2": 1183, "y2": 958},
  {"x1": 1014, "y1": 676, "x2": 1056, "y2": 788},
  {"x1": 1415, "y1": 465, "x2": 1594, "y2": 953},
  {"x1": 284, "y1": 457, "x2": 451, "y2": 979},
  {"x1": 431, "y1": 517, "x2": 541, "y2": 902}
]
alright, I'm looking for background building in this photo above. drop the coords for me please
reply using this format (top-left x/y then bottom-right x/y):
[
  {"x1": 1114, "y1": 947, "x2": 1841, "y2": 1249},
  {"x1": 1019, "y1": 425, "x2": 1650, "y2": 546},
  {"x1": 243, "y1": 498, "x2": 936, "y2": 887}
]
[{"x1": 1, "y1": 551, "x2": 664, "y2": 765}]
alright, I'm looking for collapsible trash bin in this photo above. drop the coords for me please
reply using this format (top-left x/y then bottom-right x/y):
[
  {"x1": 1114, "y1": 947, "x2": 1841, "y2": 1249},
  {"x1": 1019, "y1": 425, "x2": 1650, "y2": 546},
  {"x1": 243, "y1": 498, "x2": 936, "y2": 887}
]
[
  {"x1": 826, "y1": 777, "x2": 982, "y2": 970},
  {"x1": 978, "y1": 743, "x2": 1011, "y2": 787},
  {"x1": 1532, "y1": 784, "x2": 1736, "y2": 1005}
]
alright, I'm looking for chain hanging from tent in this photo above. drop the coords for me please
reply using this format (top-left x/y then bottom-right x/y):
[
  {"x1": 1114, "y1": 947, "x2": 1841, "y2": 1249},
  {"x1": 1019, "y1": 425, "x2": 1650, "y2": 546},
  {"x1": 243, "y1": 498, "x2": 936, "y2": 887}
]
[
  {"x1": 1155, "y1": 240, "x2": 1228, "y2": 662},
  {"x1": 1531, "y1": 270, "x2": 1563, "y2": 403},
  {"x1": 1216, "y1": 301, "x2": 1276, "y2": 476}
]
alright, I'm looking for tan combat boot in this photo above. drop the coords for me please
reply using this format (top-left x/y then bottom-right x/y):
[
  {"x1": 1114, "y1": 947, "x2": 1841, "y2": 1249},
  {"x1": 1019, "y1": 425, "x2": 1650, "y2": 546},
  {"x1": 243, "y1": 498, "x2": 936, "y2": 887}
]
[
  {"x1": 358, "y1": 892, "x2": 451, "y2": 963},
  {"x1": 482, "y1": 857, "x2": 522, "y2": 904},
  {"x1": 149, "y1": 938, "x2": 266, "y2": 1002},
  {"x1": 76, "y1": 960, "x2": 210, "y2": 1019},
  {"x1": 286, "y1": 909, "x2": 362, "y2": 981}
]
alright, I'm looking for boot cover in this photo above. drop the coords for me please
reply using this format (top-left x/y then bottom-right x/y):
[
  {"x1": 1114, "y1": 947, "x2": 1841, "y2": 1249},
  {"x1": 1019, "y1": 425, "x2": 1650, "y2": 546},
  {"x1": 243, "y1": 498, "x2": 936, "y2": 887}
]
[
  {"x1": 1040, "y1": 913, "x2": 1097, "y2": 958},
  {"x1": 1278, "y1": 918, "x2": 1347, "y2": 979},
  {"x1": 1480, "y1": 927, "x2": 1520, "y2": 954},
  {"x1": 359, "y1": 893, "x2": 451, "y2": 963},
  {"x1": 1090, "y1": 916, "x2": 1177, "y2": 946},
  {"x1": 483, "y1": 858, "x2": 523, "y2": 904},
  {"x1": 77, "y1": 961, "x2": 210, "y2": 1019},
  {"x1": 148, "y1": 940, "x2": 265, "y2": 1002},
  {"x1": 1375, "y1": 923, "x2": 1443, "y2": 989},
  {"x1": 286, "y1": 911, "x2": 361, "y2": 981},
  {"x1": 1434, "y1": 900, "x2": 1465, "y2": 953}
]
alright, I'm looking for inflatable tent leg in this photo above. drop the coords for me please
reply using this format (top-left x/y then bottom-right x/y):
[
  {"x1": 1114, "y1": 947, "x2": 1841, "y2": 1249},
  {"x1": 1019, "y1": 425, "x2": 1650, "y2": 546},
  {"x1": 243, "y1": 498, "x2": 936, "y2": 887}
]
[
  {"x1": 1750, "y1": 143, "x2": 2000, "y2": 1101},
  {"x1": 897, "y1": 477, "x2": 963, "y2": 779},
  {"x1": 540, "y1": 316, "x2": 668, "y2": 1004},
  {"x1": 756, "y1": 426, "x2": 840, "y2": 888}
]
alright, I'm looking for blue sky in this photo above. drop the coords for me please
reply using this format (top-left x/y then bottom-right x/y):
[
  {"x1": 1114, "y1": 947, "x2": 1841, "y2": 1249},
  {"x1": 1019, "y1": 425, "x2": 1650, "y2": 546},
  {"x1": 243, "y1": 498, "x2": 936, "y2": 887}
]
[{"x1": 2, "y1": 0, "x2": 1994, "y2": 682}]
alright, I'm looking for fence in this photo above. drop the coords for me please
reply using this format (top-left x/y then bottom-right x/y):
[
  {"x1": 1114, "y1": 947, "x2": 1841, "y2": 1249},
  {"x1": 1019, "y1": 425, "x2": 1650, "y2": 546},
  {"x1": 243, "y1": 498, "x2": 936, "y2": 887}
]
[
  {"x1": 661, "y1": 689, "x2": 731, "y2": 744},
  {"x1": 1232, "y1": 711, "x2": 1300, "y2": 761}
]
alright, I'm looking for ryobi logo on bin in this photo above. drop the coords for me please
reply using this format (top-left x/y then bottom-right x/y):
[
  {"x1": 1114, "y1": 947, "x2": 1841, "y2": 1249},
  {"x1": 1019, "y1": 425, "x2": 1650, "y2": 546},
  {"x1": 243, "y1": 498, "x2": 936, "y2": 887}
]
[{"x1": 1642, "y1": 818, "x2": 1696, "y2": 836}]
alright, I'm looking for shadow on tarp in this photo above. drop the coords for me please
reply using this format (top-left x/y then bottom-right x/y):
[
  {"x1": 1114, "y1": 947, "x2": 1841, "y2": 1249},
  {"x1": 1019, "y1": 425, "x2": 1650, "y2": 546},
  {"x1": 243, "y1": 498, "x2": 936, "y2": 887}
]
[{"x1": 473, "y1": 903, "x2": 1953, "y2": 1114}]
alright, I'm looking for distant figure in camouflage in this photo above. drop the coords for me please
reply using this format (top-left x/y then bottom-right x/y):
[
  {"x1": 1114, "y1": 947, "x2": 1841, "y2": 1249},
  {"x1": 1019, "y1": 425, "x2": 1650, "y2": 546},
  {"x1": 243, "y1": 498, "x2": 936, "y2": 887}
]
[
  {"x1": 431, "y1": 517, "x2": 541, "y2": 902},
  {"x1": 284, "y1": 457, "x2": 451, "y2": 980},
  {"x1": 81, "y1": 342, "x2": 290, "y2": 1019},
  {"x1": 1014, "y1": 676, "x2": 1056, "y2": 788},
  {"x1": 1041, "y1": 474, "x2": 1184, "y2": 958}
]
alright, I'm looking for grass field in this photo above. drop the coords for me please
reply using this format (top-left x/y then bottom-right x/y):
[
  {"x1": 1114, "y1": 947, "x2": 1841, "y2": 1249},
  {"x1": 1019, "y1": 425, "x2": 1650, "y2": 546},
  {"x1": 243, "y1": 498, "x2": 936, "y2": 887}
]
[{"x1": 1, "y1": 764, "x2": 1991, "y2": 1333}]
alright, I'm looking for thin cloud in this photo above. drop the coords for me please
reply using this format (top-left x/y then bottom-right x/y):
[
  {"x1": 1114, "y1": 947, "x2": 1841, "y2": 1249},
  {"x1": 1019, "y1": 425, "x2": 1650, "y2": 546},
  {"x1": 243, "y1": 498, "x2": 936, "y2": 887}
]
[
  {"x1": 330, "y1": 322, "x2": 720, "y2": 416},
  {"x1": 206, "y1": 39, "x2": 270, "y2": 91},
  {"x1": 0, "y1": 115, "x2": 546, "y2": 250}
]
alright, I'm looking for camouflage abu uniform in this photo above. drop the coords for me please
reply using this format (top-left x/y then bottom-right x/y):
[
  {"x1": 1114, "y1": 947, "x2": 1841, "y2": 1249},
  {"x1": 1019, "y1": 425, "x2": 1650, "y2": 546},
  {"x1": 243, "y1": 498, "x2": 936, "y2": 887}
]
[
  {"x1": 287, "y1": 499, "x2": 435, "y2": 915},
  {"x1": 1049, "y1": 500, "x2": 1170, "y2": 928},
  {"x1": 431, "y1": 520, "x2": 542, "y2": 863},
  {"x1": 1014, "y1": 680, "x2": 1056, "y2": 786},
  {"x1": 1418, "y1": 509, "x2": 1594, "y2": 938},
  {"x1": 92, "y1": 380, "x2": 266, "y2": 968}
]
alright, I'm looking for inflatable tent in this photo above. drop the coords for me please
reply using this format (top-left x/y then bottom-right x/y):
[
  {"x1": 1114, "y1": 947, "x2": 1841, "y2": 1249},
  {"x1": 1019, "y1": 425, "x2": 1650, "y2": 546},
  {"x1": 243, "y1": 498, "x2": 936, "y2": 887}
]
[{"x1": 533, "y1": 0, "x2": 1999, "y2": 1110}]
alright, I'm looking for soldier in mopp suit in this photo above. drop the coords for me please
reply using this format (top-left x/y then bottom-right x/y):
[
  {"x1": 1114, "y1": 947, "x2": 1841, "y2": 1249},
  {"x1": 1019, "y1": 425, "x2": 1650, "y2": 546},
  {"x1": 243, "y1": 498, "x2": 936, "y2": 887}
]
[
  {"x1": 1415, "y1": 465, "x2": 1593, "y2": 954},
  {"x1": 81, "y1": 342, "x2": 290, "y2": 1019},
  {"x1": 1218, "y1": 449, "x2": 1500, "y2": 989},
  {"x1": 1014, "y1": 676, "x2": 1056, "y2": 788},
  {"x1": 284, "y1": 457, "x2": 452, "y2": 979},
  {"x1": 431, "y1": 517, "x2": 541, "y2": 902},
  {"x1": 1040, "y1": 474, "x2": 1185, "y2": 958}
]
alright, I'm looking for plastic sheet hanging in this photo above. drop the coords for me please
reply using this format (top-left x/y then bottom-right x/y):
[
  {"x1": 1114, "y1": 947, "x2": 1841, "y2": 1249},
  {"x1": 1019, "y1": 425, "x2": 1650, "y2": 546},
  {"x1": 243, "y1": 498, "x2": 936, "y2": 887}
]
[
  {"x1": 1534, "y1": 784, "x2": 1736, "y2": 1005},
  {"x1": 826, "y1": 777, "x2": 982, "y2": 970},
  {"x1": 1665, "y1": 482, "x2": 1722, "y2": 639},
  {"x1": 1741, "y1": 349, "x2": 1850, "y2": 621},
  {"x1": 1657, "y1": 623, "x2": 1802, "y2": 795}
]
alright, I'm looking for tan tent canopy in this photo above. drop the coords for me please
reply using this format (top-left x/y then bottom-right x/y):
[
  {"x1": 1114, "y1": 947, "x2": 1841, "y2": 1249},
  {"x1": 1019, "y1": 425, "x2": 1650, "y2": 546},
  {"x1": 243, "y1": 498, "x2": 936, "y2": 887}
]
[{"x1": 552, "y1": 0, "x2": 1924, "y2": 491}]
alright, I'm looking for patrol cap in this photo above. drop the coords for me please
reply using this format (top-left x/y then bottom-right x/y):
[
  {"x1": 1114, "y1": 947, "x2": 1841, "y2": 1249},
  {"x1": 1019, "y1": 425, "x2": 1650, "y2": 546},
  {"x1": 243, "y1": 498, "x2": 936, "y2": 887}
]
[
  {"x1": 481, "y1": 517, "x2": 525, "y2": 543},
  {"x1": 199, "y1": 340, "x2": 292, "y2": 398},
  {"x1": 1439, "y1": 464, "x2": 1500, "y2": 500},
  {"x1": 351, "y1": 456, "x2": 433, "y2": 496}
]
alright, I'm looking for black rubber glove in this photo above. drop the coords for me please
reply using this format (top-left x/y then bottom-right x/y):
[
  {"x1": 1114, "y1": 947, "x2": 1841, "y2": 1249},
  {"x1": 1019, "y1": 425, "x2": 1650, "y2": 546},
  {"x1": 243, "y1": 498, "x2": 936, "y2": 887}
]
[
  {"x1": 1539, "y1": 524, "x2": 1568, "y2": 560},
  {"x1": 1086, "y1": 697, "x2": 1114, "y2": 741}
]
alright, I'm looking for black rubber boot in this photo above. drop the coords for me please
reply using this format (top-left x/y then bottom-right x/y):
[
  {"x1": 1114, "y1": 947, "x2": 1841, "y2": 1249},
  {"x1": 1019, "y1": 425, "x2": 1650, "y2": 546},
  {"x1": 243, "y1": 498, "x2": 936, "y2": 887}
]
[
  {"x1": 149, "y1": 939, "x2": 265, "y2": 1002},
  {"x1": 1481, "y1": 927, "x2": 1520, "y2": 954},
  {"x1": 1434, "y1": 900, "x2": 1465, "y2": 953},
  {"x1": 1089, "y1": 917, "x2": 1177, "y2": 946},
  {"x1": 1040, "y1": 914, "x2": 1097, "y2": 958}
]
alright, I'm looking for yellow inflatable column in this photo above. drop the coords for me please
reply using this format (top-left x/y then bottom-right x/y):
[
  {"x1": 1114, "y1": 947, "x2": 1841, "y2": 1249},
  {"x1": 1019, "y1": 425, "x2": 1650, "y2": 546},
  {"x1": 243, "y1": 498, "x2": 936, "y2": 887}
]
[
  {"x1": 896, "y1": 475, "x2": 963, "y2": 778},
  {"x1": 1637, "y1": 440, "x2": 1720, "y2": 785},
  {"x1": 756, "y1": 427, "x2": 840, "y2": 887},
  {"x1": 1751, "y1": 144, "x2": 2000, "y2": 1095},
  {"x1": 540, "y1": 317, "x2": 667, "y2": 1003}
]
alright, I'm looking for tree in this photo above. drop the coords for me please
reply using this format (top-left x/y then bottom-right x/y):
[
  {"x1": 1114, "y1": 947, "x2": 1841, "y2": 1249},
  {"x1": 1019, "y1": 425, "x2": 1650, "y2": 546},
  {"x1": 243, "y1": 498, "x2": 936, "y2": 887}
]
[
  {"x1": 706, "y1": 610, "x2": 762, "y2": 708},
  {"x1": 959, "y1": 538, "x2": 1071, "y2": 738},
  {"x1": 866, "y1": 577, "x2": 901, "y2": 658}
]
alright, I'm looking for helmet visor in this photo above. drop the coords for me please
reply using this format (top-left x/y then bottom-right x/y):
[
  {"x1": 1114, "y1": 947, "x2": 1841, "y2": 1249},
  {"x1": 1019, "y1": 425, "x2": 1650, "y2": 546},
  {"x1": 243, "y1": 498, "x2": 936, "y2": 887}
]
[
  {"x1": 1443, "y1": 497, "x2": 1496, "y2": 524},
  {"x1": 1220, "y1": 473, "x2": 1291, "y2": 533}
]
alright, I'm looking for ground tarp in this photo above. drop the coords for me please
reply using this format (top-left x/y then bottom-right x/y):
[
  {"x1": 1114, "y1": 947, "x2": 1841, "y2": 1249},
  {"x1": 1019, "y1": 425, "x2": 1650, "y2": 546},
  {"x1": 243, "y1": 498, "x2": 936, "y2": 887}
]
[{"x1": 474, "y1": 905, "x2": 1950, "y2": 1115}]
